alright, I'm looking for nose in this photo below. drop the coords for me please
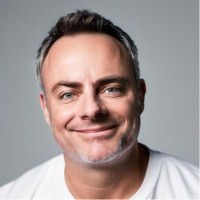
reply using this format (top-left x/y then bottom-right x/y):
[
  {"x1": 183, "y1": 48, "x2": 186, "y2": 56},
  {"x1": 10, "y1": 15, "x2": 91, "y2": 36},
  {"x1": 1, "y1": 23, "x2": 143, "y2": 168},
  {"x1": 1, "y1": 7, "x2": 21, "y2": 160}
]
[{"x1": 78, "y1": 93, "x2": 107, "y2": 120}]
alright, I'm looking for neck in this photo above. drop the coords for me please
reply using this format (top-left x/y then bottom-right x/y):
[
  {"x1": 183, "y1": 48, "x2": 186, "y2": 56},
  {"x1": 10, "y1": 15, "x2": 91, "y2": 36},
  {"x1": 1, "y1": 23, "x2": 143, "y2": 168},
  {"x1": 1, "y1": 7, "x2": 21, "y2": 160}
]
[{"x1": 64, "y1": 143, "x2": 149, "y2": 199}]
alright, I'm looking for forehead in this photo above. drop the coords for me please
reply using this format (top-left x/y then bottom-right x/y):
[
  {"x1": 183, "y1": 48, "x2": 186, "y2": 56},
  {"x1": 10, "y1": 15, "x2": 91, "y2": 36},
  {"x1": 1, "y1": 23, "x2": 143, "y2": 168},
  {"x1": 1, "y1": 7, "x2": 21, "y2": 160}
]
[
  {"x1": 42, "y1": 33, "x2": 134, "y2": 86},
  {"x1": 46, "y1": 33, "x2": 130, "y2": 61}
]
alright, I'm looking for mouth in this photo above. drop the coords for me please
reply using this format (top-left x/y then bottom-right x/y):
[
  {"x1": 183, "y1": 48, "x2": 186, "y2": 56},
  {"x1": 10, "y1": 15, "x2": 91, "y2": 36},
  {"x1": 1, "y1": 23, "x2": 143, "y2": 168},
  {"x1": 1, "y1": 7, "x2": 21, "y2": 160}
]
[{"x1": 71, "y1": 124, "x2": 119, "y2": 138}]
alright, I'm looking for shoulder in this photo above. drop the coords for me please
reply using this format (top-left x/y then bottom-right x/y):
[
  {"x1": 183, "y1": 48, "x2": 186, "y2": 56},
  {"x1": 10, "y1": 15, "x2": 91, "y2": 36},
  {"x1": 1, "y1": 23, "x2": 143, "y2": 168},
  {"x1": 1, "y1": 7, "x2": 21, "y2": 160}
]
[
  {"x1": 152, "y1": 150, "x2": 199, "y2": 176},
  {"x1": 0, "y1": 154, "x2": 64, "y2": 198},
  {"x1": 149, "y1": 149, "x2": 199, "y2": 198}
]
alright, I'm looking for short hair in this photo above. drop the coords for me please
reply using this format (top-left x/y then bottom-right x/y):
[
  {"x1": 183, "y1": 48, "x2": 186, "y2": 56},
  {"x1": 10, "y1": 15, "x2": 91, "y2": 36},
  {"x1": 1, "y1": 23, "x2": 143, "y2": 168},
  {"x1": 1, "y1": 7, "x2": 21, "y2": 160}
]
[{"x1": 36, "y1": 9, "x2": 140, "y2": 92}]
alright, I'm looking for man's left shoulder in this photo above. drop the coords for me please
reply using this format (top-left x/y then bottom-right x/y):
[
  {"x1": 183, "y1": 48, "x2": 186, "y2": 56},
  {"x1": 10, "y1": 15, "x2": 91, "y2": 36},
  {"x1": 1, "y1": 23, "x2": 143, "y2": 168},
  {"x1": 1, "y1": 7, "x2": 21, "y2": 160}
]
[
  {"x1": 158, "y1": 151, "x2": 199, "y2": 175},
  {"x1": 148, "y1": 149, "x2": 199, "y2": 198},
  {"x1": 154, "y1": 150, "x2": 199, "y2": 192}
]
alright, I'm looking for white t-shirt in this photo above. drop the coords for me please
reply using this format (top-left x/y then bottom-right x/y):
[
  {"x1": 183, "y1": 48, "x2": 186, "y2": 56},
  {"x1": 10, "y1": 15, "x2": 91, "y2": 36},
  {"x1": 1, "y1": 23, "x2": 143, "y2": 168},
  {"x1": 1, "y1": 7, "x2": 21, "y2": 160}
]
[{"x1": 0, "y1": 148, "x2": 199, "y2": 199}]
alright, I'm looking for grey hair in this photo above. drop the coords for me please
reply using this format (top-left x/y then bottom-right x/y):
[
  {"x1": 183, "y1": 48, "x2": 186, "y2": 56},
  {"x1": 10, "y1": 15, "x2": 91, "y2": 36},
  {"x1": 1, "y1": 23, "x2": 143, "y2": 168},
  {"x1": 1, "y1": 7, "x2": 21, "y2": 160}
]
[{"x1": 35, "y1": 10, "x2": 140, "y2": 92}]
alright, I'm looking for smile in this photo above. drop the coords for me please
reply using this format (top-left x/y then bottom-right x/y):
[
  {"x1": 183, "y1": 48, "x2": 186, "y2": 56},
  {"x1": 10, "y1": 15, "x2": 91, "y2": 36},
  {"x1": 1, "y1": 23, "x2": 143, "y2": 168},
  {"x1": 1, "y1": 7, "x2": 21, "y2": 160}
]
[{"x1": 72, "y1": 125, "x2": 118, "y2": 138}]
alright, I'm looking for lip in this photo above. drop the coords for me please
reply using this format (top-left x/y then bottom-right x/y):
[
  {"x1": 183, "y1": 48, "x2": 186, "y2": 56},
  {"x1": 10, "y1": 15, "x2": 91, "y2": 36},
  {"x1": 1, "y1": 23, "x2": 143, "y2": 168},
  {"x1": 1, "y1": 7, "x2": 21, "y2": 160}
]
[{"x1": 72, "y1": 125, "x2": 118, "y2": 137}]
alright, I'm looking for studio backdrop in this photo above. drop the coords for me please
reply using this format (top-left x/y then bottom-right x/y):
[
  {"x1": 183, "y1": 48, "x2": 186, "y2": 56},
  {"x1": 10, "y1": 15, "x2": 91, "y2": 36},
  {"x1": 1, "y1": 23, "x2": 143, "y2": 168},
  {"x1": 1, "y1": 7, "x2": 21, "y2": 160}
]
[{"x1": 0, "y1": 0, "x2": 198, "y2": 186}]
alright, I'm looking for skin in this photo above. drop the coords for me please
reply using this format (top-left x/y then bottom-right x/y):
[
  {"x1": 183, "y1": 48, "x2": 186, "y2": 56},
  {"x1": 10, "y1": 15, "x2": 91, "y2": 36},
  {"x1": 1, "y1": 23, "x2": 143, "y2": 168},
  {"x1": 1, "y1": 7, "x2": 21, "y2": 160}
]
[{"x1": 40, "y1": 33, "x2": 148, "y2": 199}]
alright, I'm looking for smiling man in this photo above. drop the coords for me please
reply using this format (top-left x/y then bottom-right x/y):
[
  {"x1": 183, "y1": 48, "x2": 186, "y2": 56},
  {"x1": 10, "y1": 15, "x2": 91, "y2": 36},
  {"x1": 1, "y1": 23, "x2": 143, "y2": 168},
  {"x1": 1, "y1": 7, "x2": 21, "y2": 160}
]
[
  {"x1": 0, "y1": 10, "x2": 199, "y2": 199},
  {"x1": 41, "y1": 33, "x2": 145, "y2": 167}
]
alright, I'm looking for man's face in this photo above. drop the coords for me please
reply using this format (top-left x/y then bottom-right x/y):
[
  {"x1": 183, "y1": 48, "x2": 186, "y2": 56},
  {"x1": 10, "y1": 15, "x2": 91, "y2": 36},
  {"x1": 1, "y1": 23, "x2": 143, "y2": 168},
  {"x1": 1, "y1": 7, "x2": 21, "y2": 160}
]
[{"x1": 40, "y1": 33, "x2": 145, "y2": 165}]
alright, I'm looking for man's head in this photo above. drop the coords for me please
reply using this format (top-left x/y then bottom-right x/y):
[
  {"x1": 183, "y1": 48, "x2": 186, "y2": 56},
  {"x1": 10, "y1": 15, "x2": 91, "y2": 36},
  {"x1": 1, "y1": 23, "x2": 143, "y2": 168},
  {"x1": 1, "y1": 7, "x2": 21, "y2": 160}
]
[
  {"x1": 36, "y1": 10, "x2": 140, "y2": 93},
  {"x1": 37, "y1": 10, "x2": 146, "y2": 166}
]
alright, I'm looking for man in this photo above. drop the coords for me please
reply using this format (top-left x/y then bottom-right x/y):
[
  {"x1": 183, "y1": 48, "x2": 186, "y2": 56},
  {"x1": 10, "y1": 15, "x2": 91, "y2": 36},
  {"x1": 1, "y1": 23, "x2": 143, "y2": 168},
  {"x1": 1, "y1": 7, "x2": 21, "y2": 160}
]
[{"x1": 0, "y1": 10, "x2": 199, "y2": 199}]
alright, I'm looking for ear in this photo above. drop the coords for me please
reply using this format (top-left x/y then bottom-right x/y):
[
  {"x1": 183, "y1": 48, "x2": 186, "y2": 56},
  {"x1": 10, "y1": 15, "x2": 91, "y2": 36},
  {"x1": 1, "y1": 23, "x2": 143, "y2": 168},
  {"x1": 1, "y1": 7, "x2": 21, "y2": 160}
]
[
  {"x1": 39, "y1": 92, "x2": 51, "y2": 126},
  {"x1": 137, "y1": 79, "x2": 146, "y2": 113}
]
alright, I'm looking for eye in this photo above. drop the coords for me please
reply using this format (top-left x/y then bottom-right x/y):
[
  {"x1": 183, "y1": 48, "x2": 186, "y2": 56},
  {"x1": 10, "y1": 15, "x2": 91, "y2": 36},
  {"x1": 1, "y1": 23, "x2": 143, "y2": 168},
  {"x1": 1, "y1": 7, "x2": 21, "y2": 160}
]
[
  {"x1": 103, "y1": 86, "x2": 123, "y2": 97},
  {"x1": 60, "y1": 92, "x2": 75, "y2": 100},
  {"x1": 106, "y1": 87, "x2": 121, "y2": 93}
]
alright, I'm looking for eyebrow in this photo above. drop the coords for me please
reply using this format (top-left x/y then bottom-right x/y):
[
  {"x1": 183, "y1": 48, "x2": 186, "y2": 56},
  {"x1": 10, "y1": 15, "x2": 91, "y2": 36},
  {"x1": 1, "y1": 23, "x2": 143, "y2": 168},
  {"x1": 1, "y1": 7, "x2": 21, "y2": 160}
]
[
  {"x1": 95, "y1": 76, "x2": 131, "y2": 87},
  {"x1": 51, "y1": 75, "x2": 131, "y2": 93},
  {"x1": 51, "y1": 81, "x2": 82, "y2": 93}
]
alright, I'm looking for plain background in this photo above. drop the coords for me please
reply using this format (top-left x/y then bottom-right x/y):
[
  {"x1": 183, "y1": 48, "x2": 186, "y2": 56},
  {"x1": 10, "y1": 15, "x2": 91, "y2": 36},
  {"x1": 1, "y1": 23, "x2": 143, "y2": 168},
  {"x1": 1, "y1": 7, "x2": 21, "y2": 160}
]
[{"x1": 0, "y1": 0, "x2": 199, "y2": 186}]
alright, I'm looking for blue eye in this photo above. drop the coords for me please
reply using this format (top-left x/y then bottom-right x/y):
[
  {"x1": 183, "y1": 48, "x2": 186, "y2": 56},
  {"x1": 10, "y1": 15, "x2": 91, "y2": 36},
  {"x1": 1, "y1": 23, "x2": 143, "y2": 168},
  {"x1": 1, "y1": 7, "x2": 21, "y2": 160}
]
[
  {"x1": 106, "y1": 87, "x2": 121, "y2": 93},
  {"x1": 103, "y1": 86, "x2": 123, "y2": 97},
  {"x1": 61, "y1": 92, "x2": 75, "y2": 99}
]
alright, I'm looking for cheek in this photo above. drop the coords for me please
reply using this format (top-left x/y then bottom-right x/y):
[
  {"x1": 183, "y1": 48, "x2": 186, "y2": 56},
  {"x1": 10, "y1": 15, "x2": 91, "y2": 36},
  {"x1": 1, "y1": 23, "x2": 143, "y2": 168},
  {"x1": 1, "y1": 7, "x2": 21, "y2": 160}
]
[
  {"x1": 105, "y1": 97, "x2": 136, "y2": 120},
  {"x1": 48, "y1": 105, "x2": 75, "y2": 132},
  {"x1": 48, "y1": 105, "x2": 78, "y2": 151},
  {"x1": 106, "y1": 98, "x2": 140, "y2": 146}
]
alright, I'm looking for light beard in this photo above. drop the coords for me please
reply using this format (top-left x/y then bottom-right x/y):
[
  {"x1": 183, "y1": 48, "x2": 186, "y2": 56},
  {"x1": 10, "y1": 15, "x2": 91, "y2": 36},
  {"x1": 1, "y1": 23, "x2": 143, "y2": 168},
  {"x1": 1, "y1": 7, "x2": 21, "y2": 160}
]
[
  {"x1": 63, "y1": 102, "x2": 142, "y2": 167},
  {"x1": 80, "y1": 132, "x2": 139, "y2": 166},
  {"x1": 63, "y1": 128, "x2": 140, "y2": 167}
]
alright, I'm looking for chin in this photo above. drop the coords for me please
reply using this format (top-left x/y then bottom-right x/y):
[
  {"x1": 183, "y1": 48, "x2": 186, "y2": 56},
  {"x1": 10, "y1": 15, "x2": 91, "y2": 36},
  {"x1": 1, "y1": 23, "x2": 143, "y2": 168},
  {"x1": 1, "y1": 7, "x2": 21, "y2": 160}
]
[
  {"x1": 79, "y1": 139, "x2": 136, "y2": 167},
  {"x1": 64, "y1": 131, "x2": 139, "y2": 166}
]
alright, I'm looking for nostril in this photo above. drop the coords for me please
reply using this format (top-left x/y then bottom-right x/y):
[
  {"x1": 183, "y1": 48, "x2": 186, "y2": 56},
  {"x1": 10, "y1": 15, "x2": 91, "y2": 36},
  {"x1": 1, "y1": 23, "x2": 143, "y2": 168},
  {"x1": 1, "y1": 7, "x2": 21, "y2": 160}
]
[{"x1": 79, "y1": 99, "x2": 108, "y2": 120}]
